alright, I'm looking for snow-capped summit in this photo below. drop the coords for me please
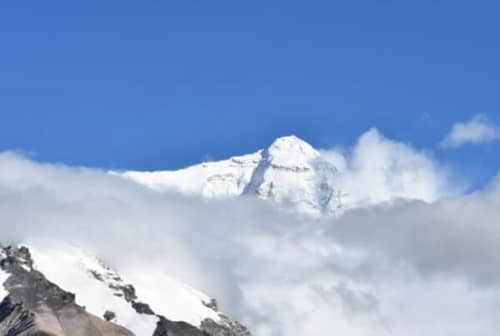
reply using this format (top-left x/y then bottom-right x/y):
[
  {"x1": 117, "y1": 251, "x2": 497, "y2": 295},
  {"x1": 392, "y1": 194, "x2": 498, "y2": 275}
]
[
  {"x1": 265, "y1": 135, "x2": 320, "y2": 169},
  {"x1": 115, "y1": 133, "x2": 446, "y2": 215},
  {"x1": 118, "y1": 135, "x2": 343, "y2": 216}
]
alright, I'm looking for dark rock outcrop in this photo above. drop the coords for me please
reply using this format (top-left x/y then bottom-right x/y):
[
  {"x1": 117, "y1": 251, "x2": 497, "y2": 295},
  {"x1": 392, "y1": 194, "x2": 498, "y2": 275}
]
[{"x1": 201, "y1": 317, "x2": 250, "y2": 336}]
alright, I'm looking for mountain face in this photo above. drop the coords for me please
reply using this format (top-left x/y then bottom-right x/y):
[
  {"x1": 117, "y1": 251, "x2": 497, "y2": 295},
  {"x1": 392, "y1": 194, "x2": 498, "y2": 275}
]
[
  {"x1": 0, "y1": 243, "x2": 250, "y2": 336},
  {"x1": 119, "y1": 136, "x2": 344, "y2": 216}
]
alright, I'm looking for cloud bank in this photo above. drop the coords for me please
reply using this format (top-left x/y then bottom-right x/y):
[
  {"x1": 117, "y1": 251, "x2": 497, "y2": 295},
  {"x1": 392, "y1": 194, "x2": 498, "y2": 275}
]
[
  {"x1": 321, "y1": 128, "x2": 455, "y2": 208},
  {"x1": 441, "y1": 114, "x2": 499, "y2": 148},
  {"x1": 0, "y1": 131, "x2": 499, "y2": 336}
]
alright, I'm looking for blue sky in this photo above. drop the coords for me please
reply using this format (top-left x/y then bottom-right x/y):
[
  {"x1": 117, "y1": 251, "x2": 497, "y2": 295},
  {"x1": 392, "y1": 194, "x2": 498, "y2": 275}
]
[{"x1": 0, "y1": 1, "x2": 499, "y2": 188}]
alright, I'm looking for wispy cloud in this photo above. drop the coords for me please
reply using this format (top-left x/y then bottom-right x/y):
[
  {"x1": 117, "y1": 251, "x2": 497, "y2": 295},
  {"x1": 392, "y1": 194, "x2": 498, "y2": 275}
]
[{"x1": 441, "y1": 114, "x2": 499, "y2": 148}]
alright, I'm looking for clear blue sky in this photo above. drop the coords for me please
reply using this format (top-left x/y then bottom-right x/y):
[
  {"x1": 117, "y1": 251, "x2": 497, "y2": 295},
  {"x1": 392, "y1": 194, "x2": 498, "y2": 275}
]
[{"x1": 0, "y1": 1, "x2": 498, "y2": 187}]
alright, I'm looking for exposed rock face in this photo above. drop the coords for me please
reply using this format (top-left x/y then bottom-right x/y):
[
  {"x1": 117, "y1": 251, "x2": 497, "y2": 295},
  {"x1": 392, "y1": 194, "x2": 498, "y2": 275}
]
[
  {"x1": 153, "y1": 316, "x2": 251, "y2": 336},
  {"x1": 201, "y1": 317, "x2": 250, "y2": 336},
  {"x1": 0, "y1": 245, "x2": 252, "y2": 336},
  {"x1": 154, "y1": 317, "x2": 206, "y2": 336},
  {"x1": 103, "y1": 310, "x2": 116, "y2": 322}
]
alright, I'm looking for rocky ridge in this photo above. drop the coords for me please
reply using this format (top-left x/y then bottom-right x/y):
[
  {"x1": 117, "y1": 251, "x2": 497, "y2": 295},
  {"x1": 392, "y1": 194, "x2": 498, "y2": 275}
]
[{"x1": 0, "y1": 244, "x2": 250, "y2": 336}]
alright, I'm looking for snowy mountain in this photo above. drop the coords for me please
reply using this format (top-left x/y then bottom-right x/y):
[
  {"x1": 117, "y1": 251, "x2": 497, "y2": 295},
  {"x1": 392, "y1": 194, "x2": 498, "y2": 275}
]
[
  {"x1": 0, "y1": 242, "x2": 249, "y2": 336},
  {"x1": 119, "y1": 136, "x2": 344, "y2": 216},
  {"x1": 118, "y1": 134, "x2": 444, "y2": 215}
]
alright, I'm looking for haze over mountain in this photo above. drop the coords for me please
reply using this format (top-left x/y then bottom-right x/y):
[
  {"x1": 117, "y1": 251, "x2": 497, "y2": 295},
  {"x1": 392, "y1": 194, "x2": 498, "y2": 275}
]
[{"x1": 0, "y1": 129, "x2": 498, "y2": 336}]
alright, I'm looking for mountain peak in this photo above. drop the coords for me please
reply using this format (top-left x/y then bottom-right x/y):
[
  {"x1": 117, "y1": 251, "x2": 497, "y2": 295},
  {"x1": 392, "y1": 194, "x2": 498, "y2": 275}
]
[
  {"x1": 268, "y1": 135, "x2": 313, "y2": 148},
  {"x1": 266, "y1": 135, "x2": 319, "y2": 164}
]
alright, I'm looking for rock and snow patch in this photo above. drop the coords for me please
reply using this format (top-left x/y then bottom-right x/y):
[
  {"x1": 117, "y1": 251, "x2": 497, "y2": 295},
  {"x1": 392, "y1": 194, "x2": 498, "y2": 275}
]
[
  {"x1": 24, "y1": 240, "x2": 226, "y2": 335},
  {"x1": 118, "y1": 151, "x2": 262, "y2": 198},
  {"x1": 119, "y1": 269, "x2": 222, "y2": 327},
  {"x1": 0, "y1": 250, "x2": 8, "y2": 301},
  {"x1": 27, "y1": 242, "x2": 158, "y2": 335}
]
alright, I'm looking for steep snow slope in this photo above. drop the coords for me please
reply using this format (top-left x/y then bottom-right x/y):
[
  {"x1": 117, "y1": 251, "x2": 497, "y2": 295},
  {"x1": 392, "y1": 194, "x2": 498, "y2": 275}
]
[
  {"x1": 119, "y1": 136, "x2": 343, "y2": 216},
  {"x1": 242, "y1": 136, "x2": 340, "y2": 215},
  {"x1": 21, "y1": 240, "x2": 233, "y2": 335},
  {"x1": 26, "y1": 243, "x2": 158, "y2": 335},
  {"x1": 0, "y1": 263, "x2": 7, "y2": 302},
  {"x1": 122, "y1": 150, "x2": 261, "y2": 197}
]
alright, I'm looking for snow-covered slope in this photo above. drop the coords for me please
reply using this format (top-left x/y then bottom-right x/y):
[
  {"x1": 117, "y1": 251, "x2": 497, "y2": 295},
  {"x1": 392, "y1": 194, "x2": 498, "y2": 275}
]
[
  {"x1": 119, "y1": 136, "x2": 343, "y2": 216},
  {"x1": 0, "y1": 241, "x2": 249, "y2": 336},
  {"x1": 27, "y1": 243, "x2": 159, "y2": 335},
  {"x1": 0, "y1": 249, "x2": 8, "y2": 302}
]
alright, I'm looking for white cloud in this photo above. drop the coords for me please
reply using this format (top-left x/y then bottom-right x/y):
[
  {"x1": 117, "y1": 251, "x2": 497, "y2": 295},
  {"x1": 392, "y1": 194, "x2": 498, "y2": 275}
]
[
  {"x1": 441, "y1": 114, "x2": 499, "y2": 148},
  {"x1": 0, "y1": 130, "x2": 498, "y2": 335},
  {"x1": 321, "y1": 128, "x2": 457, "y2": 209}
]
